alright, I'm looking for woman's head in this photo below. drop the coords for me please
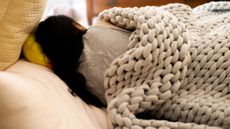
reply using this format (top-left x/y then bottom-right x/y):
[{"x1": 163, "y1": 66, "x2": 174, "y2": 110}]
[
  {"x1": 35, "y1": 15, "x2": 86, "y2": 72},
  {"x1": 34, "y1": 15, "x2": 105, "y2": 107}
]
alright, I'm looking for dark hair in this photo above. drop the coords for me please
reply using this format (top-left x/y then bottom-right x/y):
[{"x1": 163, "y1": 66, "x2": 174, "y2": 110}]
[{"x1": 35, "y1": 15, "x2": 105, "y2": 107}]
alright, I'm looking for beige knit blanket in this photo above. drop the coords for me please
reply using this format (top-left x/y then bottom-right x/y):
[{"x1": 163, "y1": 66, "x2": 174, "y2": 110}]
[{"x1": 98, "y1": 2, "x2": 230, "y2": 129}]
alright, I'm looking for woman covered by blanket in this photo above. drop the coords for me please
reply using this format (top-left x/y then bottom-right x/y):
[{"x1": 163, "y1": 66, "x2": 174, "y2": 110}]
[{"x1": 35, "y1": 1, "x2": 230, "y2": 129}]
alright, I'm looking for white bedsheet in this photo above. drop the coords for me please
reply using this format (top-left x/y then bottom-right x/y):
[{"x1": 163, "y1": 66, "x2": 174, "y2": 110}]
[{"x1": 0, "y1": 60, "x2": 110, "y2": 129}]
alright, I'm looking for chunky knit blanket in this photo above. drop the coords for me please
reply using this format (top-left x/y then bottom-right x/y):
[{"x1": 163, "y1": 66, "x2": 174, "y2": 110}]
[{"x1": 98, "y1": 2, "x2": 230, "y2": 129}]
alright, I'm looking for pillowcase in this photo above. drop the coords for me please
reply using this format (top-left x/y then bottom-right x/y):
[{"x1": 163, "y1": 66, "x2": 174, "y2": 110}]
[
  {"x1": 0, "y1": 0, "x2": 47, "y2": 70},
  {"x1": 22, "y1": 33, "x2": 51, "y2": 68}
]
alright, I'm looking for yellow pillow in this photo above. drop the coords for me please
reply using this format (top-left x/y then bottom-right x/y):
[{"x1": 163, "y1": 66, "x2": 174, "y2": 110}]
[{"x1": 22, "y1": 34, "x2": 51, "y2": 68}]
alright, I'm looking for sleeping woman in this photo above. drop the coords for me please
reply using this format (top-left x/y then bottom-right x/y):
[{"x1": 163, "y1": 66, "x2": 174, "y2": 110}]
[{"x1": 35, "y1": 15, "x2": 131, "y2": 107}]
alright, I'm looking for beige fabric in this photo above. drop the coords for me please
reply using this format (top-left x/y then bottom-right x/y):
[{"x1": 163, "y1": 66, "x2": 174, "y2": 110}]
[
  {"x1": 99, "y1": 2, "x2": 230, "y2": 129},
  {"x1": 0, "y1": 60, "x2": 110, "y2": 129},
  {"x1": 0, "y1": 0, "x2": 47, "y2": 70}
]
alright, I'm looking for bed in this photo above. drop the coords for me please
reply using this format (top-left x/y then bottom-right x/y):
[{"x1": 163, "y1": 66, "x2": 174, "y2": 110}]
[{"x1": 1, "y1": 0, "x2": 230, "y2": 129}]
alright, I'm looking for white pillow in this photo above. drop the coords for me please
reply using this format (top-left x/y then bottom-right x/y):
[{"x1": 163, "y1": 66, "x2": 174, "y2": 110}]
[
  {"x1": 0, "y1": 0, "x2": 46, "y2": 70},
  {"x1": 0, "y1": 60, "x2": 110, "y2": 129}
]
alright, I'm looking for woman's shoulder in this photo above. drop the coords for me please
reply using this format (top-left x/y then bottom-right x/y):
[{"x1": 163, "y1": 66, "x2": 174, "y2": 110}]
[{"x1": 79, "y1": 20, "x2": 131, "y2": 104}]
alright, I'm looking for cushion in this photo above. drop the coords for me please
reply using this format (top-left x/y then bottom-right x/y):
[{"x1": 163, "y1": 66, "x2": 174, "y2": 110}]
[
  {"x1": 22, "y1": 33, "x2": 50, "y2": 67},
  {"x1": 0, "y1": 0, "x2": 46, "y2": 70},
  {"x1": 0, "y1": 60, "x2": 110, "y2": 129}
]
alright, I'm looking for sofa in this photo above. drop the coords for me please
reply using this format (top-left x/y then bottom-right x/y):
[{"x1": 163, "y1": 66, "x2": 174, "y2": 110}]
[{"x1": 0, "y1": 0, "x2": 109, "y2": 129}]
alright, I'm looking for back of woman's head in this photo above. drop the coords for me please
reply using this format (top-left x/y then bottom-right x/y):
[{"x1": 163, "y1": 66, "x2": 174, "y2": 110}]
[
  {"x1": 34, "y1": 15, "x2": 87, "y2": 97},
  {"x1": 35, "y1": 15, "x2": 85, "y2": 72},
  {"x1": 34, "y1": 15, "x2": 105, "y2": 107}
]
